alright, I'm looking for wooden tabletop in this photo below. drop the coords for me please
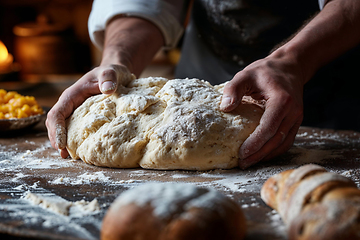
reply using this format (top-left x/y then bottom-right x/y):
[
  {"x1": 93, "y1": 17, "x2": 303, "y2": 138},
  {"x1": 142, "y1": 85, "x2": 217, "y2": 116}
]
[
  {"x1": 0, "y1": 119, "x2": 359, "y2": 239},
  {"x1": 1, "y1": 77, "x2": 360, "y2": 239}
]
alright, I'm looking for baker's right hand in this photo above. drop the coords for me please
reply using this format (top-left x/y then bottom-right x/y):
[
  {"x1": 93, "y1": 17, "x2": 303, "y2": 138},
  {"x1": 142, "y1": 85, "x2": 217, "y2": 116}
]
[{"x1": 45, "y1": 64, "x2": 135, "y2": 158}]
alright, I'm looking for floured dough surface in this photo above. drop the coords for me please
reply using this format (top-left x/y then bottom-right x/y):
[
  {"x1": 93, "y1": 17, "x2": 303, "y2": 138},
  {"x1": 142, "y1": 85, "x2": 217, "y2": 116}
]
[{"x1": 66, "y1": 77, "x2": 263, "y2": 170}]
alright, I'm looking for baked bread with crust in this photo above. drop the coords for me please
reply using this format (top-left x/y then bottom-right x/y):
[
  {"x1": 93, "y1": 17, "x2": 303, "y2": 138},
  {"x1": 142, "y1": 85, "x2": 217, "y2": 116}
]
[
  {"x1": 101, "y1": 182, "x2": 247, "y2": 240},
  {"x1": 261, "y1": 164, "x2": 360, "y2": 240}
]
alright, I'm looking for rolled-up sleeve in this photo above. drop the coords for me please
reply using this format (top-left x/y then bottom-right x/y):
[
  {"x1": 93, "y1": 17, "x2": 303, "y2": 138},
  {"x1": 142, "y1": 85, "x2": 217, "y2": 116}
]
[
  {"x1": 88, "y1": 0, "x2": 186, "y2": 50},
  {"x1": 318, "y1": 0, "x2": 328, "y2": 10}
]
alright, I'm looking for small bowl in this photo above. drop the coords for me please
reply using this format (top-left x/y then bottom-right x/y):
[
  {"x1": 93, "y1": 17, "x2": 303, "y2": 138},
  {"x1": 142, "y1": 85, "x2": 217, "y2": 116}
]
[{"x1": 0, "y1": 107, "x2": 48, "y2": 133}]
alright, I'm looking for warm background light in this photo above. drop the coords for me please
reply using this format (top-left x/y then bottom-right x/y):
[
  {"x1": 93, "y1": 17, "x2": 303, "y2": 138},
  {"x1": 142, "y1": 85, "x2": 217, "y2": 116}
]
[
  {"x1": 0, "y1": 41, "x2": 13, "y2": 72},
  {"x1": 0, "y1": 41, "x2": 9, "y2": 63}
]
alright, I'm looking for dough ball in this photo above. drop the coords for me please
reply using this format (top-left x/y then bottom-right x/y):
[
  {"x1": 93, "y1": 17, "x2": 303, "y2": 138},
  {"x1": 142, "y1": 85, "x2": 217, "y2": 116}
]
[
  {"x1": 101, "y1": 183, "x2": 247, "y2": 240},
  {"x1": 66, "y1": 77, "x2": 263, "y2": 170}
]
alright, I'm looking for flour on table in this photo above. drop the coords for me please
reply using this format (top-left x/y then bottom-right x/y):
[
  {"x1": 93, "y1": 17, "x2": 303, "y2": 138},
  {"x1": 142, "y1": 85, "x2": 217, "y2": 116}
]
[
  {"x1": 288, "y1": 146, "x2": 342, "y2": 165},
  {"x1": 66, "y1": 77, "x2": 263, "y2": 170},
  {"x1": 25, "y1": 192, "x2": 100, "y2": 216}
]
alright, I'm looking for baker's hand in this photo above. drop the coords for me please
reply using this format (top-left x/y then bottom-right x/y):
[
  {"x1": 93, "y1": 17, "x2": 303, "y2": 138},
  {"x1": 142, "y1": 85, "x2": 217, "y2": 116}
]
[
  {"x1": 45, "y1": 64, "x2": 135, "y2": 158},
  {"x1": 220, "y1": 53, "x2": 305, "y2": 169}
]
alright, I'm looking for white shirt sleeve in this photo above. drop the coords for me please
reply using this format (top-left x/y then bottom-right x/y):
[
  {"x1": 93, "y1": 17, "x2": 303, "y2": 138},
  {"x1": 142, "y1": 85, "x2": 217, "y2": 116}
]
[
  {"x1": 318, "y1": 0, "x2": 328, "y2": 10},
  {"x1": 88, "y1": 0, "x2": 186, "y2": 50}
]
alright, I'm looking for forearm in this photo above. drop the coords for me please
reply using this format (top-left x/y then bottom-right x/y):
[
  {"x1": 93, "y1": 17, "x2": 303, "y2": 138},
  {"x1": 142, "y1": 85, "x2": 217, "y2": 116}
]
[
  {"x1": 273, "y1": 0, "x2": 360, "y2": 83},
  {"x1": 101, "y1": 16, "x2": 165, "y2": 77}
]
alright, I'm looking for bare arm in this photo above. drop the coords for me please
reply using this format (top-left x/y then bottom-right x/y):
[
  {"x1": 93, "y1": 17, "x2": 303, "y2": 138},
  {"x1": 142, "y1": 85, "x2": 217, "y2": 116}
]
[
  {"x1": 101, "y1": 16, "x2": 165, "y2": 76},
  {"x1": 220, "y1": 0, "x2": 360, "y2": 168},
  {"x1": 281, "y1": 0, "x2": 360, "y2": 82}
]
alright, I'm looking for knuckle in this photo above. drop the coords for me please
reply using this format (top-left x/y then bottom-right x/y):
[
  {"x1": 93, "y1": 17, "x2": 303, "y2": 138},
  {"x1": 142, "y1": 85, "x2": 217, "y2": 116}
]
[
  {"x1": 267, "y1": 125, "x2": 279, "y2": 137},
  {"x1": 278, "y1": 92, "x2": 303, "y2": 117},
  {"x1": 101, "y1": 69, "x2": 116, "y2": 78},
  {"x1": 46, "y1": 109, "x2": 55, "y2": 122},
  {"x1": 45, "y1": 118, "x2": 50, "y2": 128},
  {"x1": 278, "y1": 92, "x2": 293, "y2": 106},
  {"x1": 224, "y1": 79, "x2": 239, "y2": 93}
]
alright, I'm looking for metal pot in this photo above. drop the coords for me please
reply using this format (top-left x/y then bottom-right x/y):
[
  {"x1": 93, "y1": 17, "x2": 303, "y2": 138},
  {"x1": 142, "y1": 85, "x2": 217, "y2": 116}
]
[{"x1": 13, "y1": 15, "x2": 77, "y2": 75}]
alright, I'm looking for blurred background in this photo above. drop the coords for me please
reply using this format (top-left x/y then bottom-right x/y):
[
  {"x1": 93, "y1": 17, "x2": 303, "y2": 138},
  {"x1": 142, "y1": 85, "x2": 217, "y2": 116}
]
[{"x1": 0, "y1": 0, "x2": 178, "y2": 107}]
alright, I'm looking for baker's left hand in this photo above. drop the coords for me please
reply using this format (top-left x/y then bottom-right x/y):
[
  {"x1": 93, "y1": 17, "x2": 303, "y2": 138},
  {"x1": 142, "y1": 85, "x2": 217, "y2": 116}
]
[
  {"x1": 45, "y1": 64, "x2": 134, "y2": 158},
  {"x1": 220, "y1": 52, "x2": 305, "y2": 169}
]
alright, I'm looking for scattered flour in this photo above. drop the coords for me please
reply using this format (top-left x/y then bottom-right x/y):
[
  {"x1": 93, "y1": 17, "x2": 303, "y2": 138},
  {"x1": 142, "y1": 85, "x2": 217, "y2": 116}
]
[
  {"x1": 0, "y1": 127, "x2": 359, "y2": 240},
  {"x1": 0, "y1": 140, "x2": 72, "y2": 171},
  {"x1": 267, "y1": 210, "x2": 287, "y2": 238},
  {"x1": 24, "y1": 192, "x2": 100, "y2": 216},
  {"x1": 171, "y1": 173, "x2": 191, "y2": 179},
  {"x1": 129, "y1": 169, "x2": 166, "y2": 178},
  {"x1": 296, "y1": 129, "x2": 360, "y2": 146},
  {"x1": 197, "y1": 171, "x2": 260, "y2": 193},
  {"x1": 0, "y1": 189, "x2": 101, "y2": 240},
  {"x1": 11, "y1": 173, "x2": 29, "y2": 182},
  {"x1": 287, "y1": 146, "x2": 341, "y2": 165},
  {"x1": 50, "y1": 172, "x2": 111, "y2": 185}
]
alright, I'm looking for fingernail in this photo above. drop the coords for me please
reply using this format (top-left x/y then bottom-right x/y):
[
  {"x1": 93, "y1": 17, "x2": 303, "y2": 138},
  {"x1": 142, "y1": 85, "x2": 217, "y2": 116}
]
[
  {"x1": 101, "y1": 80, "x2": 116, "y2": 93},
  {"x1": 220, "y1": 96, "x2": 232, "y2": 110}
]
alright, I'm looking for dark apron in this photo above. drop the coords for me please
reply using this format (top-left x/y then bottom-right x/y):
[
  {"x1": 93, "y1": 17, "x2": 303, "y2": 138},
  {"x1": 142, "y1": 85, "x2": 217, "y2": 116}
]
[{"x1": 192, "y1": 0, "x2": 319, "y2": 67}]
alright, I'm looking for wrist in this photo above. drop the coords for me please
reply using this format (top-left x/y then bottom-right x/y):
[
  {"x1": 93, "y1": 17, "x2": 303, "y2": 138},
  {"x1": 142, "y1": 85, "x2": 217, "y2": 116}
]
[
  {"x1": 268, "y1": 44, "x2": 313, "y2": 86},
  {"x1": 101, "y1": 46, "x2": 134, "y2": 74},
  {"x1": 285, "y1": 41, "x2": 320, "y2": 84},
  {"x1": 100, "y1": 17, "x2": 164, "y2": 78}
]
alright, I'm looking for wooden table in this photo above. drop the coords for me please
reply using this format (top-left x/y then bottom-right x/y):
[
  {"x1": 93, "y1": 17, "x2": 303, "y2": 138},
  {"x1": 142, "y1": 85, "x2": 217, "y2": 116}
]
[
  {"x1": 1, "y1": 78, "x2": 360, "y2": 239},
  {"x1": 0, "y1": 119, "x2": 359, "y2": 239}
]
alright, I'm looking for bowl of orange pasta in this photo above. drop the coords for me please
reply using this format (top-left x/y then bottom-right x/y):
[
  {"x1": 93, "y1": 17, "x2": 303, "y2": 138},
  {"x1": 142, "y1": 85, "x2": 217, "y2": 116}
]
[{"x1": 0, "y1": 89, "x2": 46, "y2": 132}]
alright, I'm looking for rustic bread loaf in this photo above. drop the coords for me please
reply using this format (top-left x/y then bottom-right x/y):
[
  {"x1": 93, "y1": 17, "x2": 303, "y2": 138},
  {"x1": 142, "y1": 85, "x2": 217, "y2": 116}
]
[
  {"x1": 101, "y1": 182, "x2": 247, "y2": 240},
  {"x1": 261, "y1": 164, "x2": 360, "y2": 240}
]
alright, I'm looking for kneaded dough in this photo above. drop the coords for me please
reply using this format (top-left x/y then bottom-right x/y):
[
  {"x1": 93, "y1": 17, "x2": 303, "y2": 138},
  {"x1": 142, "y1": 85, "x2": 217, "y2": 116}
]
[{"x1": 66, "y1": 77, "x2": 263, "y2": 170}]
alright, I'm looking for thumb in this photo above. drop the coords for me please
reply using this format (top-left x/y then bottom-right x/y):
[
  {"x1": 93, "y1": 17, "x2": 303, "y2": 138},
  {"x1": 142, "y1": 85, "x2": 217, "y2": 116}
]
[
  {"x1": 98, "y1": 65, "x2": 136, "y2": 94},
  {"x1": 98, "y1": 66, "x2": 119, "y2": 94}
]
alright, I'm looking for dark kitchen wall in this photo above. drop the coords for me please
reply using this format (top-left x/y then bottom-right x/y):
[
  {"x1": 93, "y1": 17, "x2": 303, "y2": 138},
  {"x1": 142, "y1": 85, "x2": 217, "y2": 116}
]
[{"x1": 0, "y1": 0, "x2": 95, "y2": 75}]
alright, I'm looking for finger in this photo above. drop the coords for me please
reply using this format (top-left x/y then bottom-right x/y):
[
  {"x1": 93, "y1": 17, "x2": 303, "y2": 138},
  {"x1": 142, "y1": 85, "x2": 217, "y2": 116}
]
[
  {"x1": 220, "y1": 72, "x2": 252, "y2": 112},
  {"x1": 55, "y1": 122, "x2": 67, "y2": 150},
  {"x1": 45, "y1": 105, "x2": 66, "y2": 148},
  {"x1": 238, "y1": 112, "x2": 302, "y2": 169},
  {"x1": 98, "y1": 65, "x2": 136, "y2": 94},
  {"x1": 262, "y1": 119, "x2": 302, "y2": 161},
  {"x1": 238, "y1": 111, "x2": 281, "y2": 161},
  {"x1": 238, "y1": 126, "x2": 287, "y2": 169},
  {"x1": 59, "y1": 148, "x2": 69, "y2": 159},
  {"x1": 46, "y1": 72, "x2": 100, "y2": 153},
  {"x1": 98, "y1": 67, "x2": 118, "y2": 94},
  {"x1": 238, "y1": 92, "x2": 292, "y2": 160},
  {"x1": 46, "y1": 101, "x2": 70, "y2": 155},
  {"x1": 45, "y1": 114, "x2": 57, "y2": 149}
]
